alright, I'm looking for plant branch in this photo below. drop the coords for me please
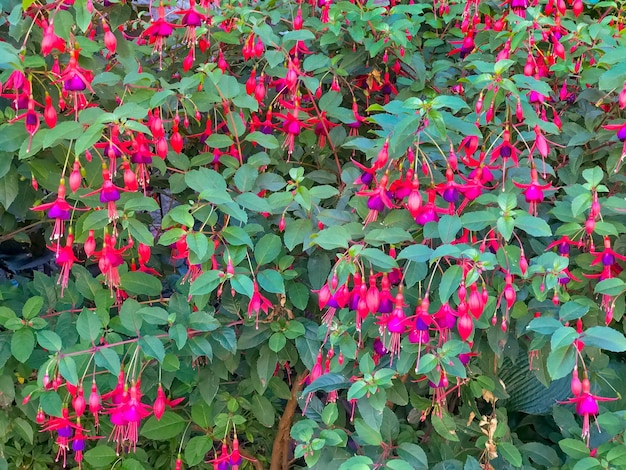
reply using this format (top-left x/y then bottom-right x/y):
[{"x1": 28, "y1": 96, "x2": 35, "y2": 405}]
[{"x1": 269, "y1": 371, "x2": 306, "y2": 470}]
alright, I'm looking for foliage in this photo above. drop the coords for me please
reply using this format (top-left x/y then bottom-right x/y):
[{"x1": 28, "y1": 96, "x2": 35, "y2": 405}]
[{"x1": 0, "y1": 0, "x2": 624, "y2": 468}]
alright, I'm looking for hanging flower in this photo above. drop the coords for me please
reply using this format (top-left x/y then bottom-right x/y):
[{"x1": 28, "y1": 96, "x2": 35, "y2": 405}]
[{"x1": 31, "y1": 180, "x2": 73, "y2": 241}]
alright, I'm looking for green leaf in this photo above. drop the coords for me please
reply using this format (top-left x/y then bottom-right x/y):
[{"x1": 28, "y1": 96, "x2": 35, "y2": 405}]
[
  {"x1": 598, "y1": 62, "x2": 626, "y2": 91},
  {"x1": 11, "y1": 328, "x2": 34, "y2": 362},
  {"x1": 284, "y1": 219, "x2": 313, "y2": 251},
  {"x1": 397, "y1": 443, "x2": 428, "y2": 470},
  {"x1": 0, "y1": 174, "x2": 18, "y2": 209},
  {"x1": 75, "y1": 123, "x2": 105, "y2": 155},
  {"x1": 526, "y1": 316, "x2": 563, "y2": 335},
  {"x1": 257, "y1": 269, "x2": 285, "y2": 294},
  {"x1": 188, "y1": 312, "x2": 220, "y2": 332},
  {"x1": 397, "y1": 244, "x2": 433, "y2": 262},
  {"x1": 547, "y1": 345, "x2": 576, "y2": 380},
  {"x1": 59, "y1": 356, "x2": 79, "y2": 385},
  {"x1": 42, "y1": 121, "x2": 84, "y2": 148},
  {"x1": 498, "y1": 442, "x2": 522, "y2": 468},
  {"x1": 359, "y1": 248, "x2": 398, "y2": 271},
  {"x1": 497, "y1": 216, "x2": 515, "y2": 241},
  {"x1": 138, "y1": 336, "x2": 166, "y2": 363},
  {"x1": 354, "y1": 418, "x2": 383, "y2": 445},
  {"x1": 244, "y1": 132, "x2": 279, "y2": 149},
  {"x1": 515, "y1": 215, "x2": 552, "y2": 237},
  {"x1": 416, "y1": 354, "x2": 437, "y2": 374},
  {"x1": 438, "y1": 215, "x2": 462, "y2": 244},
  {"x1": 36, "y1": 330, "x2": 62, "y2": 352},
  {"x1": 22, "y1": 296, "x2": 44, "y2": 320},
  {"x1": 235, "y1": 192, "x2": 272, "y2": 213},
  {"x1": 559, "y1": 438, "x2": 590, "y2": 459},
  {"x1": 140, "y1": 412, "x2": 186, "y2": 440},
  {"x1": 431, "y1": 412, "x2": 459, "y2": 441},
  {"x1": 301, "y1": 373, "x2": 351, "y2": 395},
  {"x1": 439, "y1": 265, "x2": 463, "y2": 304},
  {"x1": 338, "y1": 456, "x2": 373, "y2": 470},
  {"x1": 186, "y1": 232, "x2": 211, "y2": 264},
  {"x1": 559, "y1": 301, "x2": 589, "y2": 321},
  {"x1": 184, "y1": 436, "x2": 213, "y2": 466},
  {"x1": 84, "y1": 445, "x2": 118, "y2": 467},
  {"x1": 254, "y1": 234, "x2": 282, "y2": 266},
  {"x1": 582, "y1": 326, "x2": 626, "y2": 352},
  {"x1": 137, "y1": 307, "x2": 169, "y2": 325},
  {"x1": 95, "y1": 348, "x2": 121, "y2": 375},
  {"x1": 222, "y1": 226, "x2": 254, "y2": 248},
  {"x1": 120, "y1": 271, "x2": 162, "y2": 296},
  {"x1": 269, "y1": 332, "x2": 286, "y2": 352},
  {"x1": 189, "y1": 270, "x2": 222, "y2": 296},
  {"x1": 126, "y1": 219, "x2": 154, "y2": 247},
  {"x1": 234, "y1": 164, "x2": 259, "y2": 192},
  {"x1": 594, "y1": 278, "x2": 625, "y2": 296},
  {"x1": 251, "y1": 394, "x2": 275, "y2": 427},
  {"x1": 188, "y1": 336, "x2": 213, "y2": 361},
  {"x1": 312, "y1": 225, "x2": 351, "y2": 250}
]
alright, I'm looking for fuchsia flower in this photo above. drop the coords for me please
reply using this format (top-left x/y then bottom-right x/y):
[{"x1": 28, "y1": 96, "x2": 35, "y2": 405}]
[
  {"x1": 48, "y1": 233, "x2": 78, "y2": 296},
  {"x1": 559, "y1": 377, "x2": 617, "y2": 446},
  {"x1": 513, "y1": 164, "x2": 557, "y2": 215},
  {"x1": 93, "y1": 233, "x2": 131, "y2": 295},
  {"x1": 107, "y1": 381, "x2": 151, "y2": 453},
  {"x1": 143, "y1": 5, "x2": 180, "y2": 61},
  {"x1": 248, "y1": 281, "x2": 273, "y2": 324},
  {"x1": 31, "y1": 180, "x2": 72, "y2": 240}
]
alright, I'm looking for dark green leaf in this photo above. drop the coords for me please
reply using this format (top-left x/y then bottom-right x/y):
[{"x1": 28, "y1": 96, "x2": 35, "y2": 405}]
[
  {"x1": 120, "y1": 271, "x2": 162, "y2": 297},
  {"x1": 11, "y1": 328, "x2": 34, "y2": 363},
  {"x1": 547, "y1": 345, "x2": 576, "y2": 380},
  {"x1": 36, "y1": 330, "x2": 62, "y2": 352},
  {"x1": 138, "y1": 336, "x2": 166, "y2": 363},
  {"x1": 59, "y1": 356, "x2": 79, "y2": 385},
  {"x1": 84, "y1": 445, "x2": 118, "y2": 467},
  {"x1": 439, "y1": 265, "x2": 463, "y2": 304},
  {"x1": 498, "y1": 442, "x2": 522, "y2": 468},
  {"x1": 254, "y1": 234, "x2": 282, "y2": 266},
  {"x1": 582, "y1": 326, "x2": 626, "y2": 352},
  {"x1": 76, "y1": 307, "x2": 103, "y2": 344},
  {"x1": 438, "y1": 215, "x2": 462, "y2": 244},
  {"x1": 140, "y1": 412, "x2": 186, "y2": 440},
  {"x1": 251, "y1": 394, "x2": 275, "y2": 427}
]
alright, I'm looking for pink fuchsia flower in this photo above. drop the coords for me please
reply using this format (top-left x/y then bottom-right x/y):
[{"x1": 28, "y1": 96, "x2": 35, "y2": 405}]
[
  {"x1": 143, "y1": 5, "x2": 180, "y2": 61},
  {"x1": 558, "y1": 378, "x2": 617, "y2": 446},
  {"x1": 48, "y1": 233, "x2": 78, "y2": 296},
  {"x1": 107, "y1": 381, "x2": 152, "y2": 454},
  {"x1": 31, "y1": 180, "x2": 73, "y2": 241},
  {"x1": 513, "y1": 164, "x2": 557, "y2": 215},
  {"x1": 248, "y1": 281, "x2": 273, "y2": 324},
  {"x1": 93, "y1": 233, "x2": 131, "y2": 296}
]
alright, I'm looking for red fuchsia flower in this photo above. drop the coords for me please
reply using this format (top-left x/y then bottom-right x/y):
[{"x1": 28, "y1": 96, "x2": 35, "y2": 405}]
[
  {"x1": 143, "y1": 5, "x2": 180, "y2": 61},
  {"x1": 88, "y1": 380, "x2": 102, "y2": 427},
  {"x1": 512, "y1": 164, "x2": 557, "y2": 215},
  {"x1": 174, "y1": 0, "x2": 206, "y2": 45},
  {"x1": 248, "y1": 281, "x2": 273, "y2": 325},
  {"x1": 10, "y1": 93, "x2": 40, "y2": 152},
  {"x1": 83, "y1": 166, "x2": 123, "y2": 221},
  {"x1": 546, "y1": 235, "x2": 584, "y2": 257},
  {"x1": 31, "y1": 180, "x2": 72, "y2": 241},
  {"x1": 558, "y1": 377, "x2": 617, "y2": 446},
  {"x1": 490, "y1": 129, "x2": 520, "y2": 168},
  {"x1": 93, "y1": 233, "x2": 131, "y2": 296},
  {"x1": 107, "y1": 381, "x2": 152, "y2": 454},
  {"x1": 414, "y1": 188, "x2": 447, "y2": 226},
  {"x1": 59, "y1": 47, "x2": 94, "y2": 103},
  {"x1": 40, "y1": 406, "x2": 77, "y2": 468},
  {"x1": 378, "y1": 291, "x2": 408, "y2": 364},
  {"x1": 40, "y1": 19, "x2": 66, "y2": 56},
  {"x1": 356, "y1": 173, "x2": 394, "y2": 225},
  {"x1": 48, "y1": 233, "x2": 78, "y2": 296}
]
